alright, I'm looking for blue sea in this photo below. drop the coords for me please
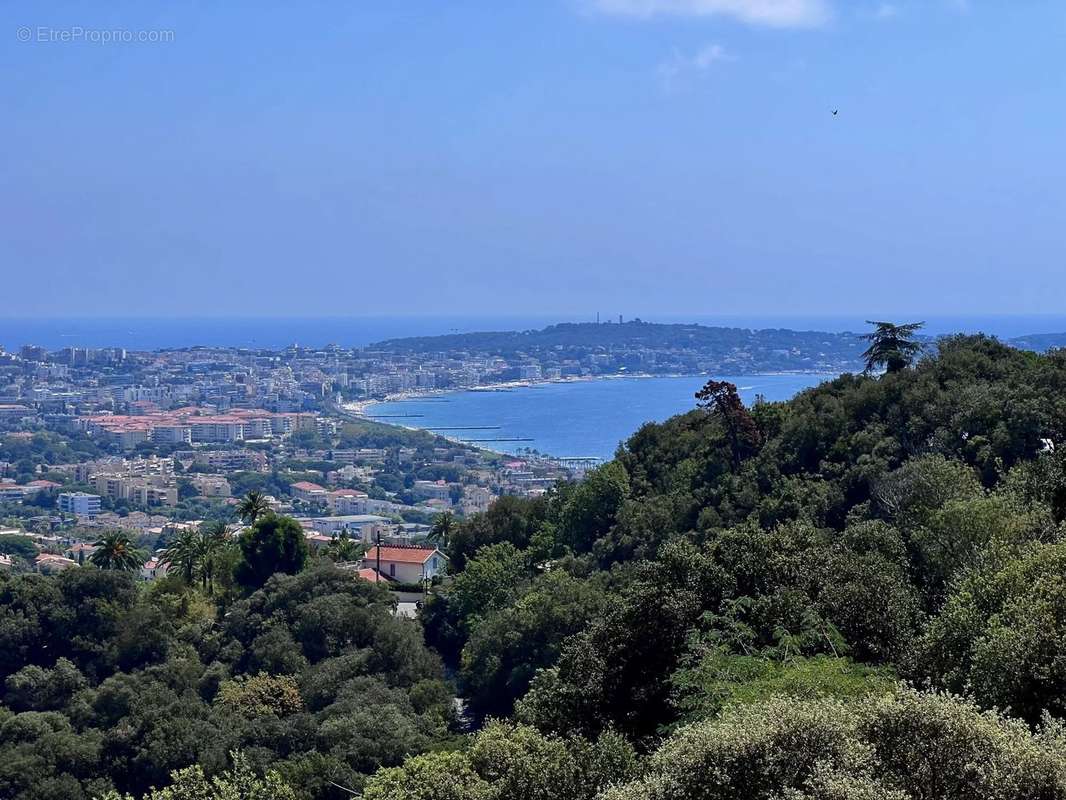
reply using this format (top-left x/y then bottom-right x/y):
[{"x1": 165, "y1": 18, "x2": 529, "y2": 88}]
[
  {"x1": 367, "y1": 374, "x2": 832, "y2": 460},
  {"x1": 3, "y1": 314, "x2": 1066, "y2": 351}
]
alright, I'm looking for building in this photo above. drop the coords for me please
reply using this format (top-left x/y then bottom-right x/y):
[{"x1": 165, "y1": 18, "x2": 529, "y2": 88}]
[
  {"x1": 93, "y1": 474, "x2": 177, "y2": 508},
  {"x1": 151, "y1": 424, "x2": 192, "y2": 444},
  {"x1": 462, "y1": 485, "x2": 495, "y2": 515},
  {"x1": 301, "y1": 514, "x2": 390, "y2": 543},
  {"x1": 413, "y1": 480, "x2": 456, "y2": 503},
  {"x1": 361, "y1": 544, "x2": 447, "y2": 584},
  {"x1": 190, "y1": 474, "x2": 231, "y2": 497},
  {"x1": 189, "y1": 418, "x2": 245, "y2": 443},
  {"x1": 353, "y1": 566, "x2": 392, "y2": 584},
  {"x1": 140, "y1": 553, "x2": 170, "y2": 582},
  {"x1": 291, "y1": 481, "x2": 328, "y2": 502},
  {"x1": 59, "y1": 492, "x2": 102, "y2": 517},
  {"x1": 0, "y1": 404, "x2": 34, "y2": 423},
  {"x1": 327, "y1": 488, "x2": 370, "y2": 514}
]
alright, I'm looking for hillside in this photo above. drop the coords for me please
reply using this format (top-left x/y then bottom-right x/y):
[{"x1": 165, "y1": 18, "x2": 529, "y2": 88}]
[
  {"x1": 371, "y1": 320, "x2": 870, "y2": 373},
  {"x1": 6, "y1": 335, "x2": 1066, "y2": 799}
]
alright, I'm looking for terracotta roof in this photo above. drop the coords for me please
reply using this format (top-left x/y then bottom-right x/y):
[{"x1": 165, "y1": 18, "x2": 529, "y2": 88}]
[
  {"x1": 364, "y1": 545, "x2": 442, "y2": 565},
  {"x1": 292, "y1": 481, "x2": 326, "y2": 492},
  {"x1": 356, "y1": 567, "x2": 392, "y2": 583}
]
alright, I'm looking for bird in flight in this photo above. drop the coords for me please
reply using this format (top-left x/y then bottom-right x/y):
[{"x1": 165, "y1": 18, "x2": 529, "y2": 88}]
[{"x1": 831, "y1": 109, "x2": 839, "y2": 116}]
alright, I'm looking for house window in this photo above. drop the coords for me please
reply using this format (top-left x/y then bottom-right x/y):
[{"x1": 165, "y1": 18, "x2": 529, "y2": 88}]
[{"x1": 389, "y1": 563, "x2": 395, "y2": 577}]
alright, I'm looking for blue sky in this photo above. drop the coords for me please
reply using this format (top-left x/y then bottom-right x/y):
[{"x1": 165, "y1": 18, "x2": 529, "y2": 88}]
[{"x1": 2, "y1": 1, "x2": 1064, "y2": 319}]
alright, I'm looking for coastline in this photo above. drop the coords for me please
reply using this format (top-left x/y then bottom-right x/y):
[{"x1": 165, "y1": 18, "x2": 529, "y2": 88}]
[
  {"x1": 344, "y1": 368, "x2": 840, "y2": 415},
  {"x1": 341, "y1": 371, "x2": 839, "y2": 459}
]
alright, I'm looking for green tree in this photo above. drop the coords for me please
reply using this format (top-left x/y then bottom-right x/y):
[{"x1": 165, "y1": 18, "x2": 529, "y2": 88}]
[
  {"x1": 234, "y1": 515, "x2": 308, "y2": 590},
  {"x1": 362, "y1": 751, "x2": 491, "y2": 800},
  {"x1": 197, "y1": 520, "x2": 234, "y2": 595},
  {"x1": 861, "y1": 320, "x2": 924, "y2": 373},
  {"x1": 451, "y1": 542, "x2": 527, "y2": 627},
  {"x1": 100, "y1": 752, "x2": 297, "y2": 800},
  {"x1": 324, "y1": 530, "x2": 364, "y2": 563},
  {"x1": 0, "y1": 535, "x2": 37, "y2": 561},
  {"x1": 917, "y1": 540, "x2": 1066, "y2": 722},
  {"x1": 428, "y1": 512, "x2": 456, "y2": 549},
  {"x1": 459, "y1": 571, "x2": 605, "y2": 719},
  {"x1": 558, "y1": 461, "x2": 630, "y2": 553},
  {"x1": 601, "y1": 690, "x2": 1066, "y2": 800},
  {"x1": 89, "y1": 531, "x2": 144, "y2": 572},
  {"x1": 160, "y1": 528, "x2": 200, "y2": 584},
  {"x1": 236, "y1": 490, "x2": 270, "y2": 525}
]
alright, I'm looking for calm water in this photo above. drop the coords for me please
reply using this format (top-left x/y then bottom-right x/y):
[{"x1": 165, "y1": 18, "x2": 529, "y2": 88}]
[{"x1": 369, "y1": 374, "x2": 832, "y2": 460}]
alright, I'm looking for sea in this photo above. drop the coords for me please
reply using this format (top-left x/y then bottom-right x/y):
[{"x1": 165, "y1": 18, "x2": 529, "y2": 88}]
[
  {"x1": 367, "y1": 374, "x2": 831, "y2": 460},
  {"x1": 7, "y1": 314, "x2": 1065, "y2": 460}
]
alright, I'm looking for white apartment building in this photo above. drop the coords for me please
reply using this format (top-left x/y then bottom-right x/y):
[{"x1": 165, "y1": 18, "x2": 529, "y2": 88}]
[{"x1": 59, "y1": 492, "x2": 102, "y2": 516}]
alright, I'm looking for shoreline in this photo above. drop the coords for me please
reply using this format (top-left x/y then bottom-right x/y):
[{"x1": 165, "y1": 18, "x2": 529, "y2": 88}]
[
  {"x1": 341, "y1": 371, "x2": 839, "y2": 459},
  {"x1": 345, "y1": 369, "x2": 840, "y2": 413}
]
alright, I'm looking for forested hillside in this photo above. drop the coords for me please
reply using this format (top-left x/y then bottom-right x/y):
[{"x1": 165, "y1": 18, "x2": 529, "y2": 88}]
[
  {"x1": 401, "y1": 334, "x2": 1066, "y2": 798},
  {"x1": 6, "y1": 334, "x2": 1066, "y2": 799}
]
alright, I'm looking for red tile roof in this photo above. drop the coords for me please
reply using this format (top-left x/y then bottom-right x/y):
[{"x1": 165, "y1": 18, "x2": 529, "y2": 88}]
[
  {"x1": 364, "y1": 545, "x2": 441, "y2": 565},
  {"x1": 356, "y1": 567, "x2": 392, "y2": 583}
]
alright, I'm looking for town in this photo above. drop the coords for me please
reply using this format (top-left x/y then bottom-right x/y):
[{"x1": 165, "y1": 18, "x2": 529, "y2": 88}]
[{"x1": 0, "y1": 337, "x2": 599, "y2": 582}]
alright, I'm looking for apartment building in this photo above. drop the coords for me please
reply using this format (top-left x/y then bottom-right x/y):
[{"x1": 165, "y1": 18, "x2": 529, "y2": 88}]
[{"x1": 58, "y1": 492, "x2": 102, "y2": 516}]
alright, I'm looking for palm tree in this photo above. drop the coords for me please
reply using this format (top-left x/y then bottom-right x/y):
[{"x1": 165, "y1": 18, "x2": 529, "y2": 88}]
[
  {"x1": 428, "y1": 512, "x2": 456, "y2": 549},
  {"x1": 89, "y1": 531, "x2": 144, "y2": 572},
  {"x1": 862, "y1": 321, "x2": 925, "y2": 374},
  {"x1": 198, "y1": 520, "x2": 235, "y2": 595},
  {"x1": 325, "y1": 530, "x2": 365, "y2": 563},
  {"x1": 237, "y1": 490, "x2": 270, "y2": 525},
  {"x1": 160, "y1": 528, "x2": 200, "y2": 584}
]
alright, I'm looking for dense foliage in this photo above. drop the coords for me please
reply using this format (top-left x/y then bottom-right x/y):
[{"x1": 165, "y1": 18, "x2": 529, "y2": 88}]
[
  {"x1": 410, "y1": 335, "x2": 1066, "y2": 796},
  {"x1": 0, "y1": 561, "x2": 451, "y2": 799},
  {"x1": 7, "y1": 334, "x2": 1066, "y2": 799}
]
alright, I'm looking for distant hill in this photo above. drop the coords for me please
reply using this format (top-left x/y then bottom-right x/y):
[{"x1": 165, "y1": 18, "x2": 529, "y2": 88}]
[
  {"x1": 370, "y1": 321, "x2": 868, "y2": 374},
  {"x1": 1007, "y1": 332, "x2": 1066, "y2": 352}
]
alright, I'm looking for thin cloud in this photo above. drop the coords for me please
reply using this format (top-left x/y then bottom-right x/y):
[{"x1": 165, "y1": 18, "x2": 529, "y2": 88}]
[
  {"x1": 590, "y1": 0, "x2": 831, "y2": 27},
  {"x1": 658, "y1": 43, "x2": 735, "y2": 90}
]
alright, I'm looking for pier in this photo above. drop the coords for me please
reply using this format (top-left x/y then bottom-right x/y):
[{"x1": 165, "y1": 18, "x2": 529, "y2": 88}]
[
  {"x1": 426, "y1": 426, "x2": 501, "y2": 431},
  {"x1": 461, "y1": 437, "x2": 535, "y2": 443}
]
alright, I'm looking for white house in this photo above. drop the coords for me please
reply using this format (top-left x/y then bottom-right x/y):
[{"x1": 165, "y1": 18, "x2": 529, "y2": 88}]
[{"x1": 361, "y1": 544, "x2": 447, "y2": 584}]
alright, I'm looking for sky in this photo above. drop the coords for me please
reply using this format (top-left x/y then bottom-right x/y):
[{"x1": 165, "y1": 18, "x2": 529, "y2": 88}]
[{"x1": 2, "y1": 1, "x2": 1065, "y2": 320}]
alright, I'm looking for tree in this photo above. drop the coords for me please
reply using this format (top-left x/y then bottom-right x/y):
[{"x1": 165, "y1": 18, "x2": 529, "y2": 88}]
[
  {"x1": 600, "y1": 690, "x2": 1066, "y2": 800},
  {"x1": 558, "y1": 462, "x2": 630, "y2": 553},
  {"x1": 234, "y1": 514, "x2": 308, "y2": 590},
  {"x1": 362, "y1": 722, "x2": 636, "y2": 800},
  {"x1": 89, "y1": 531, "x2": 144, "y2": 572},
  {"x1": 861, "y1": 320, "x2": 924, "y2": 373},
  {"x1": 917, "y1": 540, "x2": 1066, "y2": 722},
  {"x1": 160, "y1": 528, "x2": 200, "y2": 584},
  {"x1": 695, "y1": 379, "x2": 761, "y2": 471},
  {"x1": 236, "y1": 490, "x2": 270, "y2": 525},
  {"x1": 0, "y1": 535, "x2": 37, "y2": 561},
  {"x1": 451, "y1": 542, "x2": 527, "y2": 627},
  {"x1": 196, "y1": 521, "x2": 234, "y2": 595},
  {"x1": 324, "y1": 530, "x2": 364, "y2": 563},
  {"x1": 428, "y1": 512, "x2": 456, "y2": 549},
  {"x1": 459, "y1": 571, "x2": 606, "y2": 719},
  {"x1": 362, "y1": 751, "x2": 491, "y2": 800},
  {"x1": 100, "y1": 752, "x2": 297, "y2": 800}
]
